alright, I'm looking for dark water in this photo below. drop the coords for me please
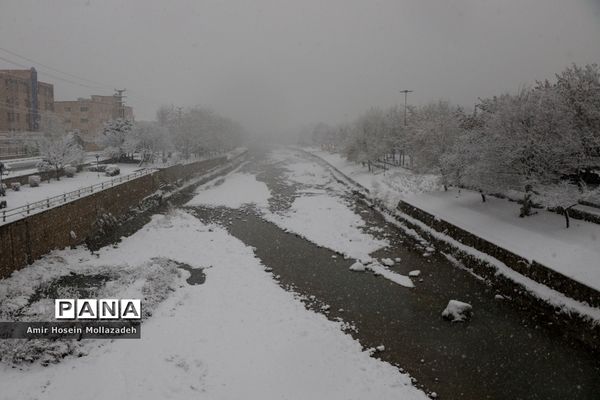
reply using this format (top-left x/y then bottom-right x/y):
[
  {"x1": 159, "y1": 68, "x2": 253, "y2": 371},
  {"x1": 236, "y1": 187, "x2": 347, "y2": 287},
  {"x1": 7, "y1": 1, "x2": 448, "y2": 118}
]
[
  {"x1": 187, "y1": 148, "x2": 600, "y2": 400},
  {"x1": 174, "y1": 262, "x2": 206, "y2": 285}
]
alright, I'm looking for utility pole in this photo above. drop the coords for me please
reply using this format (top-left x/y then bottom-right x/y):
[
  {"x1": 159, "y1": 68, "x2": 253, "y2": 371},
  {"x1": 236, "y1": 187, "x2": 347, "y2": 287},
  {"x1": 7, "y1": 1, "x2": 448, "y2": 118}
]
[
  {"x1": 399, "y1": 89, "x2": 413, "y2": 126},
  {"x1": 113, "y1": 89, "x2": 127, "y2": 119}
]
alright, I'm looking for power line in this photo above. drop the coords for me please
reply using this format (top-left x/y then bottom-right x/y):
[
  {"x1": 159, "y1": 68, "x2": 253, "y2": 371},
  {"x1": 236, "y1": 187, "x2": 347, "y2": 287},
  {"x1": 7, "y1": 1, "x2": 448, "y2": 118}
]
[
  {"x1": 0, "y1": 46, "x2": 112, "y2": 89},
  {"x1": 0, "y1": 54, "x2": 111, "y2": 91}
]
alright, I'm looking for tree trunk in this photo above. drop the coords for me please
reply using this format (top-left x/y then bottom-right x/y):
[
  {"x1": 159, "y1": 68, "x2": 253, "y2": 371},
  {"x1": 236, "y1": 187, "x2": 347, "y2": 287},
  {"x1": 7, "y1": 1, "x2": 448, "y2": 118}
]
[
  {"x1": 564, "y1": 208, "x2": 570, "y2": 229},
  {"x1": 443, "y1": 184, "x2": 448, "y2": 192},
  {"x1": 519, "y1": 192, "x2": 533, "y2": 217},
  {"x1": 480, "y1": 191, "x2": 486, "y2": 202}
]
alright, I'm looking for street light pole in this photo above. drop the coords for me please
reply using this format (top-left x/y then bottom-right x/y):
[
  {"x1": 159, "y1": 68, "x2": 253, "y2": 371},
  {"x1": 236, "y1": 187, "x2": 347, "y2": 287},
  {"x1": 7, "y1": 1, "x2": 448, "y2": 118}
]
[
  {"x1": 0, "y1": 162, "x2": 5, "y2": 197},
  {"x1": 399, "y1": 90, "x2": 413, "y2": 126}
]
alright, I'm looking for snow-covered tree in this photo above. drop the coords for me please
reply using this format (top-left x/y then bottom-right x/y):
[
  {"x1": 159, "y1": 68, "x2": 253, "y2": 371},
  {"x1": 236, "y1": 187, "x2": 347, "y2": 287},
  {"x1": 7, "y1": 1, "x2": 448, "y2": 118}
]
[
  {"x1": 553, "y1": 63, "x2": 600, "y2": 160},
  {"x1": 408, "y1": 101, "x2": 464, "y2": 174},
  {"x1": 162, "y1": 106, "x2": 243, "y2": 159},
  {"x1": 36, "y1": 113, "x2": 85, "y2": 181},
  {"x1": 97, "y1": 118, "x2": 136, "y2": 161},
  {"x1": 132, "y1": 121, "x2": 172, "y2": 163}
]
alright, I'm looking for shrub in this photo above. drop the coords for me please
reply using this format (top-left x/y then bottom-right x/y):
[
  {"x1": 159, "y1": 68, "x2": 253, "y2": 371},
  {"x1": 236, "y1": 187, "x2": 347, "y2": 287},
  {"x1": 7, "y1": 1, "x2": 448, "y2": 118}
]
[
  {"x1": 64, "y1": 165, "x2": 77, "y2": 178},
  {"x1": 29, "y1": 175, "x2": 41, "y2": 187}
]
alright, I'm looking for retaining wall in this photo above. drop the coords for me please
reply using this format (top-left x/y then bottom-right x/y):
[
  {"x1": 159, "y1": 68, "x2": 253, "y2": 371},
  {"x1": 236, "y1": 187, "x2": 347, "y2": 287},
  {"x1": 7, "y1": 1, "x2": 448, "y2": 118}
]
[
  {"x1": 396, "y1": 200, "x2": 600, "y2": 308},
  {"x1": 0, "y1": 156, "x2": 231, "y2": 279}
]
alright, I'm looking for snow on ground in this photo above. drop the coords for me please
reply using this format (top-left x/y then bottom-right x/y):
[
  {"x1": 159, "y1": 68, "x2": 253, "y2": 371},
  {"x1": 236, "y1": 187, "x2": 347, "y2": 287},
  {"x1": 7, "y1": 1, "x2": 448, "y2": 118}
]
[
  {"x1": 186, "y1": 171, "x2": 271, "y2": 209},
  {"x1": 1, "y1": 163, "x2": 143, "y2": 210},
  {"x1": 380, "y1": 208, "x2": 600, "y2": 322},
  {"x1": 367, "y1": 262, "x2": 414, "y2": 288},
  {"x1": 307, "y1": 148, "x2": 441, "y2": 208},
  {"x1": 262, "y1": 149, "x2": 418, "y2": 288},
  {"x1": 307, "y1": 148, "x2": 600, "y2": 293},
  {"x1": 0, "y1": 210, "x2": 427, "y2": 400},
  {"x1": 265, "y1": 193, "x2": 388, "y2": 261},
  {"x1": 270, "y1": 148, "x2": 338, "y2": 187},
  {"x1": 404, "y1": 189, "x2": 600, "y2": 292}
]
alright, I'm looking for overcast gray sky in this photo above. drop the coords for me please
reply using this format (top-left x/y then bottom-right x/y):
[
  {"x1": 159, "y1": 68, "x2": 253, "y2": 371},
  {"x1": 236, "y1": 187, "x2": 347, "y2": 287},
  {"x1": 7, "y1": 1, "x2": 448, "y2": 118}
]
[{"x1": 1, "y1": 0, "x2": 599, "y2": 136}]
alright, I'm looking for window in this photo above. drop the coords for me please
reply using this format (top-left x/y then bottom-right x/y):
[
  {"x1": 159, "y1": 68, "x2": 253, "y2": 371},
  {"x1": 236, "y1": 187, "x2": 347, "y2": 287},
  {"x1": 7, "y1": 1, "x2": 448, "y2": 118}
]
[
  {"x1": 65, "y1": 107, "x2": 71, "y2": 112},
  {"x1": 80, "y1": 118, "x2": 88, "y2": 123},
  {"x1": 80, "y1": 106, "x2": 88, "y2": 112}
]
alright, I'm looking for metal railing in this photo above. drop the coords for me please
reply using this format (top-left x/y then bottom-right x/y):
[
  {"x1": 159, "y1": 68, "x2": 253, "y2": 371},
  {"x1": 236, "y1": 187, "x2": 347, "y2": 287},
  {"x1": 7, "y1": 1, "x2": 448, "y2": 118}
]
[{"x1": 1, "y1": 168, "x2": 156, "y2": 224}]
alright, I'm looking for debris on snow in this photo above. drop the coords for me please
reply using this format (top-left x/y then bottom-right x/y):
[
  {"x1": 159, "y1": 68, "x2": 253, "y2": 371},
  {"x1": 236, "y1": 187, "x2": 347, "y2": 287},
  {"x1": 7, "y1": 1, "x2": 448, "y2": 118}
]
[{"x1": 442, "y1": 300, "x2": 473, "y2": 322}]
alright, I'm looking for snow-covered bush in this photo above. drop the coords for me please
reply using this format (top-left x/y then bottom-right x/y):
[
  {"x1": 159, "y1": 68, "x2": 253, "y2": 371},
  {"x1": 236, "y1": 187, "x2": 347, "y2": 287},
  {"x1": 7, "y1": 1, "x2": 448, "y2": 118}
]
[
  {"x1": 64, "y1": 165, "x2": 77, "y2": 178},
  {"x1": 104, "y1": 165, "x2": 120, "y2": 176},
  {"x1": 28, "y1": 175, "x2": 41, "y2": 187}
]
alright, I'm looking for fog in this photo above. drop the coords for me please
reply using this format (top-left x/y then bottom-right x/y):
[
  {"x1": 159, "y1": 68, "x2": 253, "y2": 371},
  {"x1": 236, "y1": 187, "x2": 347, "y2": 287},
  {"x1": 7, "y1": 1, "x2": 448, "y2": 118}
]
[{"x1": 1, "y1": 0, "x2": 599, "y2": 138}]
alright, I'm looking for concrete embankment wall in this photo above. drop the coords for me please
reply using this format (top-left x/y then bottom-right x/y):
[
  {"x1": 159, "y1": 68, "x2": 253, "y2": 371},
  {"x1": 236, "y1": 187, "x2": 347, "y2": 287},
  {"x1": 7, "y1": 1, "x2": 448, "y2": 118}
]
[
  {"x1": 0, "y1": 155, "x2": 232, "y2": 279},
  {"x1": 396, "y1": 200, "x2": 600, "y2": 308}
]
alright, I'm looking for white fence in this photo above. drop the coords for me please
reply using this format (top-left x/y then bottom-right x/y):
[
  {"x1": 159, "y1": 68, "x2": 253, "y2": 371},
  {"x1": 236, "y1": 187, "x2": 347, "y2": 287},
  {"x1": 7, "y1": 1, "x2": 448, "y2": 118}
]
[{"x1": 1, "y1": 168, "x2": 155, "y2": 224}]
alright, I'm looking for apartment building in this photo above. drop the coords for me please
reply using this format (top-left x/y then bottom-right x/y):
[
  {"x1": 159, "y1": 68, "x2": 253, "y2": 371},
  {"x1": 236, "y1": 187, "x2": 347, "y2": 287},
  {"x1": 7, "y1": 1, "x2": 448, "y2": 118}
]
[
  {"x1": 54, "y1": 95, "x2": 133, "y2": 149},
  {"x1": 0, "y1": 67, "x2": 54, "y2": 132}
]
